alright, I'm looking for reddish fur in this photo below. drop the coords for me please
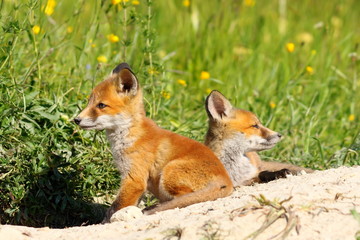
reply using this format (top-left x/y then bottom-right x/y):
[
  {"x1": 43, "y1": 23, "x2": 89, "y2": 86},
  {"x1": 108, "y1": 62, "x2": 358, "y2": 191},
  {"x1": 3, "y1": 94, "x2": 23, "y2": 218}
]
[
  {"x1": 205, "y1": 91, "x2": 313, "y2": 186},
  {"x1": 77, "y1": 68, "x2": 233, "y2": 221},
  {"x1": 227, "y1": 110, "x2": 277, "y2": 139},
  {"x1": 230, "y1": 110, "x2": 313, "y2": 179}
]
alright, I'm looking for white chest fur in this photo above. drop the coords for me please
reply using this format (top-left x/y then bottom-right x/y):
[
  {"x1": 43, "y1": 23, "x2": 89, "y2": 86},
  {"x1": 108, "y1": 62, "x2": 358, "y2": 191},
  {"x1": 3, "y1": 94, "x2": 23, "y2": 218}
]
[
  {"x1": 220, "y1": 134, "x2": 257, "y2": 187},
  {"x1": 105, "y1": 116, "x2": 133, "y2": 178}
]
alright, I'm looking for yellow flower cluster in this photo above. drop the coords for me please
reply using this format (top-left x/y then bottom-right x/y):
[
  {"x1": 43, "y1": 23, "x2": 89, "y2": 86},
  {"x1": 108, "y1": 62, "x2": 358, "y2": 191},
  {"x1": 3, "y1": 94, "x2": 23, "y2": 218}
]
[
  {"x1": 107, "y1": 34, "x2": 120, "y2": 43},
  {"x1": 161, "y1": 91, "x2": 171, "y2": 99},
  {"x1": 269, "y1": 101, "x2": 276, "y2": 109},
  {"x1": 97, "y1": 55, "x2": 108, "y2": 63},
  {"x1": 89, "y1": 39, "x2": 96, "y2": 48},
  {"x1": 177, "y1": 79, "x2": 187, "y2": 86},
  {"x1": 148, "y1": 68, "x2": 159, "y2": 75},
  {"x1": 32, "y1": 25, "x2": 41, "y2": 35},
  {"x1": 306, "y1": 66, "x2": 314, "y2": 75},
  {"x1": 348, "y1": 114, "x2": 355, "y2": 122},
  {"x1": 286, "y1": 42, "x2": 295, "y2": 53},
  {"x1": 44, "y1": 0, "x2": 56, "y2": 16},
  {"x1": 244, "y1": 0, "x2": 256, "y2": 7},
  {"x1": 112, "y1": 0, "x2": 129, "y2": 4},
  {"x1": 183, "y1": 0, "x2": 190, "y2": 7},
  {"x1": 66, "y1": 26, "x2": 73, "y2": 34},
  {"x1": 200, "y1": 71, "x2": 210, "y2": 80}
]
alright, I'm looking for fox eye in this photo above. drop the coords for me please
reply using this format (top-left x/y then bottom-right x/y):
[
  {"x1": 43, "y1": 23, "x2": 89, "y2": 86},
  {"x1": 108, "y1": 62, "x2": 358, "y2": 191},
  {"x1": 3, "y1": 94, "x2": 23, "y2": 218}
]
[
  {"x1": 97, "y1": 103, "x2": 107, "y2": 109},
  {"x1": 251, "y1": 124, "x2": 259, "y2": 129}
]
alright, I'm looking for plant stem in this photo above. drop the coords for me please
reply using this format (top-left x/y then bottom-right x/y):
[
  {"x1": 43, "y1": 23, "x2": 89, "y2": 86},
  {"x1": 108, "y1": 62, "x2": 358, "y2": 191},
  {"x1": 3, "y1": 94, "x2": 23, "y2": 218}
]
[{"x1": 123, "y1": 3, "x2": 127, "y2": 60}]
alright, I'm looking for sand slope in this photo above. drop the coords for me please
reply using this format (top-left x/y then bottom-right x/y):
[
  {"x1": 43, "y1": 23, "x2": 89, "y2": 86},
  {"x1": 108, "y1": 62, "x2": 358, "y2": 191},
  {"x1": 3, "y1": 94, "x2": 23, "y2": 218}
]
[{"x1": 1, "y1": 166, "x2": 360, "y2": 240}]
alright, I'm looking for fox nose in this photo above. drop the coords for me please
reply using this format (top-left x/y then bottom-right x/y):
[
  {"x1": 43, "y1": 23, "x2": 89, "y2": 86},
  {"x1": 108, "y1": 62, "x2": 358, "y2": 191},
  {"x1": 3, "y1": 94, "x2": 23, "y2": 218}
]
[
  {"x1": 74, "y1": 118, "x2": 81, "y2": 125},
  {"x1": 277, "y1": 133, "x2": 282, "y2": 138}
]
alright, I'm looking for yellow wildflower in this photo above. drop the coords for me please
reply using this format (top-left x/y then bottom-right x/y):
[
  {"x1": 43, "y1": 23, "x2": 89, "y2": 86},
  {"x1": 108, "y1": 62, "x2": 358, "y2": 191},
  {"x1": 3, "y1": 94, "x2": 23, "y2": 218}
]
[
  {"x1": 161, "y1": 91, "x2": 171, "y2": 99},
  {"x1": 148, "y1": 68, "x2": 159, "y2": 75},
  {"x1": 89, "y1": 39, "x2": 93, "y2": 43},
  {"x1": 132, "y1": 0, "x2": 140, "y2": 5},
  {"x1": 286, "y1": 42, "x2": 295, "y2": 53},
  {"x1": 44, "y1": 0, "x2": 56, "y2": 16},
  {"x1": 32, "y1": 25, "x2": 41, "y2": 35},
  {"x1": 45, "y1": 0, "x2": 56, "y2": 8},
  {"x1": 205, "y1": 88, "x2": 212, "y2": 94},
  {"x1": 107, "y1": 34, "x2": 120, "y2": 43},
  {"x1": 348, "y1": 114, "x2": 355, "y2": 122},
  {"x1": 112, "y1": 0, "x2": 122, "y2": 4},
  {"x1": 200, "y1": 71, "x2": 210, "y2": 80},
  {"x1": 183, "y1": 0, "x2": 190, "y2": 7},
  {"x1": 269, "y1": 101, "x2": 276, "y2": 109},
  {"x1": 305, "y1": 66, "x2": 314, "y2": 75},
  {"x1": 66, "y1": 26, "x2": 73, "y2": 34},
  {"x1": 244, "y1": 0, "x2": 255, "y2": 7},
  {"x1": 97, "y1": 55, "x2": 108, "y2": 63},
  {"x1": 311, "y1": 50, "x2": 317, "y2": 56},
  {"x1": 91, "y1": 43, "x2": 96, "y2": 48},
  {"x1": 177, "y1": 79, "x2": 187, "y2": 86}
]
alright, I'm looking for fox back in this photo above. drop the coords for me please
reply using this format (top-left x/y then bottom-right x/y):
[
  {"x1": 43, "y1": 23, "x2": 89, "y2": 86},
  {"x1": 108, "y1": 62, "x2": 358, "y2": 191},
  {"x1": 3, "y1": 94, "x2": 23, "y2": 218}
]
[{"x1": 75, "y1": 64, "x2": 233, "y2": 222}]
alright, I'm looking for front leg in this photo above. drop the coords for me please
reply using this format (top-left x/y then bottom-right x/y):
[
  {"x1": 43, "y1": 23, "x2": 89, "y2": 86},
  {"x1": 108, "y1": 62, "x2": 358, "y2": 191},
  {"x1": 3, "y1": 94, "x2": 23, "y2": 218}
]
[{"x1": 103, "y1": 176, "x2": 146, "y2": 223}]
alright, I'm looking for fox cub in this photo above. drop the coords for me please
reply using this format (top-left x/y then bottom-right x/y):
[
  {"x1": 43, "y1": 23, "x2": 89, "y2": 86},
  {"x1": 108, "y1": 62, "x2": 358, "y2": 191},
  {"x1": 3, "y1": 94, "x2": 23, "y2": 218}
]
[
  {"x1": 74, "y1": 63, "x2": 233, "y2": 222},
  {"x1": 204, "y1": 90, "x2": 313, "y2": 187}
]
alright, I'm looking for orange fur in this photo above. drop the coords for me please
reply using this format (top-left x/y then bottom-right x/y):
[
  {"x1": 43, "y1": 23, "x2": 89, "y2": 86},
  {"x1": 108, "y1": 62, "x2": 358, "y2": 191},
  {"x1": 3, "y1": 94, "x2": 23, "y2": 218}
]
[
  {"x1": 204, "y1": 90, "x2": 313, "y2": 186},
  {"x1": 75, "y1": 63, "x2": 233, "y2": 222}
]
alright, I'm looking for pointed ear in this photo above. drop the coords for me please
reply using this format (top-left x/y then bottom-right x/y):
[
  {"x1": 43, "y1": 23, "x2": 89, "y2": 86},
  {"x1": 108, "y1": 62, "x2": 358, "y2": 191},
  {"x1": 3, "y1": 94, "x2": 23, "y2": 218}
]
[
  {"x1": 112, "y1": 63, "x2": 139, "y2": 95},
  {"x1": 205, "y1": 90, "x2": 233, "y2": 120}
]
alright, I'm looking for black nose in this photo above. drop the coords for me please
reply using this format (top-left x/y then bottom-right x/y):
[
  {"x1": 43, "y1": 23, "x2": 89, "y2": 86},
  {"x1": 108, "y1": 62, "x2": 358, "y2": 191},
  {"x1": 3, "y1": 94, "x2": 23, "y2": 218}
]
[
  {"x1": 277, "y1": 133, "x2": 282, "y2": 138},
  {"x1": 74, "y1": 118, "x2": 81, "y2": 125}
]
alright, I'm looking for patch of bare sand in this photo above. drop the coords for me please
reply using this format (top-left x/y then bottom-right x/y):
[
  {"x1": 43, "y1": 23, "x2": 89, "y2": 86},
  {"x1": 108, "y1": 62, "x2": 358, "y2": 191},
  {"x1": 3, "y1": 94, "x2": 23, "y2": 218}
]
[{"x1": 1, "y1": 166, "x2": 360, "y2": 240}]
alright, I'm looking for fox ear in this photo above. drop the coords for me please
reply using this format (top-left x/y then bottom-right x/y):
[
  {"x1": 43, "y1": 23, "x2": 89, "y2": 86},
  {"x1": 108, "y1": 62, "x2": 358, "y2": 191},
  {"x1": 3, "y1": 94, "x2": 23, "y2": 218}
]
[
  {"x1": 112, "y1": 63, "x2": 138, "y2": 95},
  {"x1": 205, "y1": 90, "x2": 233, "y2": 120}
]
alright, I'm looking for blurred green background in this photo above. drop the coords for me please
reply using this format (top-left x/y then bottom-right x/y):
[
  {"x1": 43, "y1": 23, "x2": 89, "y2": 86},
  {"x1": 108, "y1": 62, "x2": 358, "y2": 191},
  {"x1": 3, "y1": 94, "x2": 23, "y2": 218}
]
[{"x1": 0, "y1": 0, "x2": 359, "y2": 227}]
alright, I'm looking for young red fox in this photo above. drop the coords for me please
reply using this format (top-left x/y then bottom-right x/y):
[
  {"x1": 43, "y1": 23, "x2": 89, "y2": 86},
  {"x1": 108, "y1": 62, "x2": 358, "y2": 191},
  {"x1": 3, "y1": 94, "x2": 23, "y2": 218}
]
[
  {"x1": 74, "y1": 63, "x2": 233, "y2": 222},
  {"x1": 204, "y1": 90, "x2": 313, "y2": 187}
]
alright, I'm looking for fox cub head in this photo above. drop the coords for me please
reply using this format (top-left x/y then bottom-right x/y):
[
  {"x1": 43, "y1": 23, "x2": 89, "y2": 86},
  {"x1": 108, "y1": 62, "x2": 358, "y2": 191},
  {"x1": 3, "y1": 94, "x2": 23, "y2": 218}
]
[
  {"x1": 205, "y1": 90, "x2": 282, "y2": 153},
  {"x1": 74, "y1": 63, "x2": 143, "y2": 130}
]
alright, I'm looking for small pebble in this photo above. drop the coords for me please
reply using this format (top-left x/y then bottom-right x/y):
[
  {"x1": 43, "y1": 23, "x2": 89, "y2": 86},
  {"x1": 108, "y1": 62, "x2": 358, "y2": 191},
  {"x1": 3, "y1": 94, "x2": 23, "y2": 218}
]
[{"x1": 110, "y1": 206, "x2": 143, "y2": 223}]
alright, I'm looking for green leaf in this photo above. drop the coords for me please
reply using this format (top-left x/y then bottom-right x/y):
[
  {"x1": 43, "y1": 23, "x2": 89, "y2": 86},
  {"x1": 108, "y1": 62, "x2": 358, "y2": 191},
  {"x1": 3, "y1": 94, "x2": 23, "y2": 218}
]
[
  {"x1": 25, "y1": 91, "x2": 39, "y2": 102},
  {"x1": 351, "y1": 209, "x2": 360, "y2": 224},
  {"x1": 37, "y1": 111, "x2": 60, "y2": 121},
  {"x1": 19, "y1": 120, "x2": 35, "y2": 134}
]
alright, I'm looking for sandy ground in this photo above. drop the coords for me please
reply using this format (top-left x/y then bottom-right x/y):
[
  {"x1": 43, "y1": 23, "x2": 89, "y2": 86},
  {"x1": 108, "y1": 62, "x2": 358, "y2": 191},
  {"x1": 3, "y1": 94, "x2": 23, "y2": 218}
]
[{"x1": 1, "y1": 166, "x2": 360, "y2": 240}]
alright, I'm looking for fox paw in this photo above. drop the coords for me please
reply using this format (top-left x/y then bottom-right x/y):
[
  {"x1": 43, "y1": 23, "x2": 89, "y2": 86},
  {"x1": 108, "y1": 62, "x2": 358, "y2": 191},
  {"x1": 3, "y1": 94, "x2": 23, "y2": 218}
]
[{"x1": 258, "y1": 168, "x2": 291, "y2": 183}]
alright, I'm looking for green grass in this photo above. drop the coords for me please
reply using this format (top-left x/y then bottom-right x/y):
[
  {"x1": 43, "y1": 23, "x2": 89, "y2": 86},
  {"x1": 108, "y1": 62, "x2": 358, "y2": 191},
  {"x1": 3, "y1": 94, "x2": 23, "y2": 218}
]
[
  {"x1": 351, "y1": 209, "x2": 360, "y2": 240},
  {"x1": 0, "y1": 0, "x2": 359, "y2": 227}
]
